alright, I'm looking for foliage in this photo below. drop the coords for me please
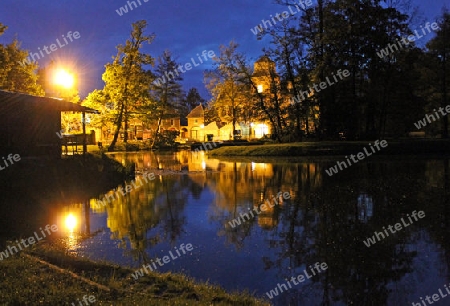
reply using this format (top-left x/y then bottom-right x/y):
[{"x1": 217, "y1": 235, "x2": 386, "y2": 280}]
[
  {"x1": 184, "y1": 87, "x2": 205, "y2": 111},
  {"x1": 424, "y1": 11, "x2": 450, "y2": 137},
  {"x1": 84, "y1": 20, "x2": 155, "y2": 151},
  {"x1": 204, "y1": 41, "x2": 255, "y2": 139},
  {"x1": 0, "y1": 23, "x2": 44, "y2": 96},
  {"x1": 149, "y1": 50, "x2": 184, "y2": 148},
  {"x1": 244, "y1": 0, "x2": 444, "y2": 139},
  {"x1": 153, "y1": 130, "x2": 180, "y2": 148}
]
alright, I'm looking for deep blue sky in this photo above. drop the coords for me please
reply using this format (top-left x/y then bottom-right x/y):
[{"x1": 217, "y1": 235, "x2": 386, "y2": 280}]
[{"x1": 1, "y1": 0, "x2": 448, "y2": 99}]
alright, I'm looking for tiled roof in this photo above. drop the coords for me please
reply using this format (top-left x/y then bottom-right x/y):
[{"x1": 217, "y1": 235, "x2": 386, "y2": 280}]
[{"x1": 186, "y1": 104, "x2": 204, "y2": 118}]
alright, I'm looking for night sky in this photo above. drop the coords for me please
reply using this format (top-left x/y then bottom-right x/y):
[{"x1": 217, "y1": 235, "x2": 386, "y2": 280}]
[{"x1": 1, "y1": 0, "x2": 448, "y2": 99}]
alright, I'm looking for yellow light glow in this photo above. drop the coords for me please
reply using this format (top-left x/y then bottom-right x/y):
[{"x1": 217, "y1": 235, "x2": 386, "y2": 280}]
[
  {"x1": 65, "y1": 214, "x2": 77, "y2": 231},
  {"x1": 54, "y1": 69, "x2": 74, "y2": 88}
]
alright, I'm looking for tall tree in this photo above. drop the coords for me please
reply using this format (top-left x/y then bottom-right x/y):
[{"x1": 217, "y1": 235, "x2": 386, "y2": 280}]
[
  {"x1": 185, "y1": 88, "x2": 205, "y2": 111},
  {"x1": 426, "y1": 11, "x2": 450, "y2": 138},
  {"x1": 85, "y1": 20, "x2": 155, "y2": 151},
  {"x1": 204, "y1": 42, "x2": 254, "y2": 140},
  {"x1": 176, "y1": 87, "x2": 205, "y2": 125},
  {"x1": 265, "y1": 0, "x2": 422, "y2": 139},
  {"x1": 150, "y1": 50, "x2": 184, "y2": 148}
]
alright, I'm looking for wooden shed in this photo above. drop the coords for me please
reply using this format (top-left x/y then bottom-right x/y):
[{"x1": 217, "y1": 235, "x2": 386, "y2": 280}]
[{"x1": 0, "y1": 90, "x2": 97, "y2": 158}]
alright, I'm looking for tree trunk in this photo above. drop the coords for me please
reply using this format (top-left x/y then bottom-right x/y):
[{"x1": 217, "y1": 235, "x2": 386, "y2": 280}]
[
  {"x1": 108, "y1": 100, "x2": 125, "y2": 151},
  {"x1": 442, "y1": 38, "x2": 448, "y2": 138},
  {"x1": 151, "y1": 116, "x2": 162, "y2": 149},
  {"x1": 258, "y1": 95, "x2": 282, "y2": 142},
  {"x1": 232, "y1": 100, "x2": 236, "y2": 140},
  {"x1": 123, "y1": 104, "x2": 129, "y2": 143},
  {"x1": 283, "y1": 44, "x2": 302, "y2": 140}
]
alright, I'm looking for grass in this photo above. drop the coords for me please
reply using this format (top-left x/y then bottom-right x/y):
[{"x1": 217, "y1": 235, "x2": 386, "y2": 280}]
[
  {"x1": 0, "y1": 240, "x2": 268, "y2": 305},
  {"x1": 208, "y1": 139, "x2": 450, "y2": 157}
]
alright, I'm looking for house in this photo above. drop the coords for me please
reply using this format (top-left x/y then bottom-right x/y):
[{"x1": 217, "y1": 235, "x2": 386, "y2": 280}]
[
  {"x1": 186, "y1": 104, "x2": 205, "y2": 141},
  {"x1": 250, "y1": 56, "x2": 318, "y2": 136},
  {"x1": 158, "y1": 114, "x2": 181, "y2": 134},
  {"x1": 0, "y1": 90, "x2": 97, "y2": 158},
  {"x1": 126, "y1": 114, "x2": 181, "y2": 141},
  {"x1": 203, "y1": 122, "x2": 220, "y2": 141}
]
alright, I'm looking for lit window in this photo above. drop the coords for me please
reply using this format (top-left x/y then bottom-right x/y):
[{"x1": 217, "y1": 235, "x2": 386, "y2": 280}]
[{"x1": 257, "y1": 85, "x2": 263, "y2": 93}]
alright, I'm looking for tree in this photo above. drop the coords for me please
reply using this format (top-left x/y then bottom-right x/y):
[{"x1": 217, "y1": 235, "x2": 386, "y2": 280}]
[
  {"x1": 85, "y1": 20, "x2": 155, "y2": 151},
  {"x1": 426, "y1": 11, "x2": 450, "y2": 138},
  {"x1": 176, "y1": 88, "x2": 205, "y2": 126},
  {"x1": 150, "y1": 50, "x2": 184, "y2": 148},
  {"x1": 83, "y1": 89, "x2": 115, "y2": 139},
  {"x1": 185, "y1": 88, "x2": 205, "y2": 110},
  {"x1": 204, "y1": 42, "x2": 253, "y2": 140},
  {"x1": 0, "y1": 23, "x2": 44, "y2": 96}
]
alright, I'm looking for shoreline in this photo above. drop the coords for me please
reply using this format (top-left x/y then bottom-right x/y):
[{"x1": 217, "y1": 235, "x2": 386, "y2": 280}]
[
  {"x1": 208, "y1": 139, "x2": 450, "y2": 158},
  {"x1": 0, "y1": 239, "x2": 268, "y2": 305}
]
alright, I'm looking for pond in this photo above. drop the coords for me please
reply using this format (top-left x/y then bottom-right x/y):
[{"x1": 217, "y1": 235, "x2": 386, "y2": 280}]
[{"x1": 4, "y1": 151, "x2": 450, "y2": 305}]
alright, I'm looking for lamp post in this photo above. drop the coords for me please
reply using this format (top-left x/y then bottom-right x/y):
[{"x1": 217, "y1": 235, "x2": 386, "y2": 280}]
[{"x1": 52, "y1": 68, "x2": 86, "y2": 155}]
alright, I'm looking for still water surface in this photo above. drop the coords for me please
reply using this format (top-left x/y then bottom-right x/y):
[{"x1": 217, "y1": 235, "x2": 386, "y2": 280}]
[{"x1": 26, "y1": 152, "x2": 450, "y2": 305}]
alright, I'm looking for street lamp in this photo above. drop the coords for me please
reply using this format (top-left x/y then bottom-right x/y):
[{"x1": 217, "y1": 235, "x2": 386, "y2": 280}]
[
  {"x1": 53, "y1": 68, "x2": 75, "y2": 89},
  {"x1": 52, "y1": 67, "x2": 87, "y2": 155}
]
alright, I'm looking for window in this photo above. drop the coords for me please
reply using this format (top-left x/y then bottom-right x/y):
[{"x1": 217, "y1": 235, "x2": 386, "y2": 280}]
[
  {"x1": 170, "y1": 119, "x2": 174, "y2": 125},
  {"x1": 195, "y1": 119, "x2": 198, "y2": 123},
  {"x1": 257, "y1": 84, "x2": 263, "y2": 93}
]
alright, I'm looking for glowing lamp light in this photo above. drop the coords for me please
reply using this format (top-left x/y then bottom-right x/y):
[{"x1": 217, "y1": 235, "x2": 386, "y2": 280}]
[
  {"x1": 54, "y1": 69, "x2": 74, "y2": 89},
  {"x1": 65, "y1": 213, "x2": 77, "y2": 232}
]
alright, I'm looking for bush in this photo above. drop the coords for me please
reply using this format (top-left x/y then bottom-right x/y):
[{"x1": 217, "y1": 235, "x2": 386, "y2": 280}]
[
  {"x1": 153, "y1": 130, "x2": 180, "y2": 149},
  {"x1": 125, "y1": 143, "x2": 140, "y2": 151}
]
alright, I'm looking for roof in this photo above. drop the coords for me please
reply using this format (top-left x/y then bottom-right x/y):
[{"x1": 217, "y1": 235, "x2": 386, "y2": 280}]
[
  {"x1": 253, "y1": 56, "x2": 277, "y2": 78},
  {"x1": 255, "y1": 55, "x2": 273, "y2": 63},
  {"x1": 186, "y1": 104, "x2": 204, "y2": 118},
  {"x1": 0, "y1": 90, "x2": 98, "y2": 113}
]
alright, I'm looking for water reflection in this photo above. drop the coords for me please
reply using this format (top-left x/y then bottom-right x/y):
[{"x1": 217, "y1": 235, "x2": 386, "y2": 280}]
[
  {"x1": 24, "y1": 153, "x2": 450, "y2": 305},
  {"x1": 54, "y1": 201, "x2": 94, "y2": 251},
  {"x1": 81, "y1": 152, "x2": 448, "y2": 305}
]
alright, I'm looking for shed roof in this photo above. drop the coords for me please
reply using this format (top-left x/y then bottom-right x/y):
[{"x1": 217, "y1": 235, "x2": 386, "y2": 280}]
[{"x1": 0, "y1": 90, "x2": 98, "y2": 113}]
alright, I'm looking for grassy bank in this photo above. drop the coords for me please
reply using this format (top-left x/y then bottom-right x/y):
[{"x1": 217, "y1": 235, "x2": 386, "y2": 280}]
[
  {"x1": 208, "y1": 139, "x2": 450, "y2": 157},
  {"x1": 0, "y1": 240, "x2": 268, "y2": 305}
]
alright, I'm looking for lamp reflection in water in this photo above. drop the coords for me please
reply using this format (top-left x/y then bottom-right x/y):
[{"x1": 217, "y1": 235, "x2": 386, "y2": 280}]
[
  {"x1": 65, "y1": 212, "x2": 78, "y2": 249},
  {"x1": 56, "y1": 203, "x2": 88, "y2": 250},
  {"x1": 65, "y1": 213, "x2": 77, "y2": 232}
]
